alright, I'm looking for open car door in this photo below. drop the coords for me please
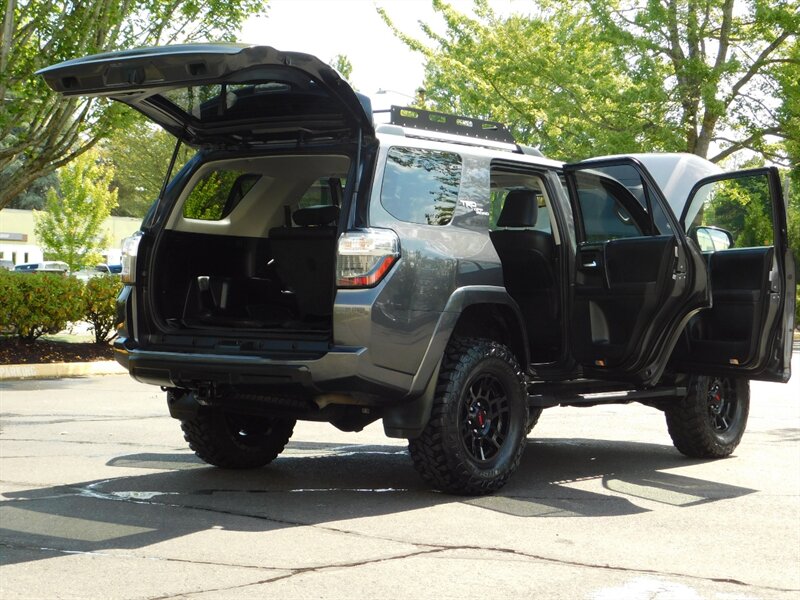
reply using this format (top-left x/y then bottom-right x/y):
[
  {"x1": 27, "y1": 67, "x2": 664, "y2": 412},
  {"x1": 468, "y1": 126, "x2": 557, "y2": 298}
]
[
  {"x1": 669, "y1": 167, "x2": 795, "y2": 382},
  {"x1": 563, "y1": 158, "x2": 709, "y2": 385}
]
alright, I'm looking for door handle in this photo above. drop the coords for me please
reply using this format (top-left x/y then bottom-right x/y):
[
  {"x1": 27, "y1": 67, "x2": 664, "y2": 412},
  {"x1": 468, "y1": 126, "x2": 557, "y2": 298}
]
[{"x1": 583, "y1": 260, "x2": 598, "y2": 268}]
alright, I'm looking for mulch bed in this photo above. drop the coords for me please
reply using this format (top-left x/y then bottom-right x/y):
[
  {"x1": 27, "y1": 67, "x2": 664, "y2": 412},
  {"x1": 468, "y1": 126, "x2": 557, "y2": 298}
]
[{"x1": 0, "y1": 337, "x2": 114, "y2": 364}]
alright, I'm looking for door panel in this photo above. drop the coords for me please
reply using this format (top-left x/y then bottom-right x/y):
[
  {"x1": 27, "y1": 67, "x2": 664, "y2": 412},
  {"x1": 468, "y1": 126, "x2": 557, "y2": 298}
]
[
  {"x1": 565, "y1": 158, "x2": 707, "y2": 384},
  {"x1": 572, "y1": 236, "x2": 676, "y2": 369},
  {"x1": 670, "y1": 167, "x2": 794, "y2": 382}
]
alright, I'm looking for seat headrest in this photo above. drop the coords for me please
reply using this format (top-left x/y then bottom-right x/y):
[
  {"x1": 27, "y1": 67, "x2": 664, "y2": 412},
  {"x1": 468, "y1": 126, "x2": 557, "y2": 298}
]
[
  {"x1": 496, "y1": 190, "x2": 539, "y2": 227},
  {"x1": 293, "y1": 205, "x2": 340, "y2": 227}
]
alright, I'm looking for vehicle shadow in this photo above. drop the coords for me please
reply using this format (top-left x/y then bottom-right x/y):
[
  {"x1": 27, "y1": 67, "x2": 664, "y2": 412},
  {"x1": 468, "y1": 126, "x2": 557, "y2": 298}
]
[{"x1": 0, "y1": 437, "x2": 756, "y2": 566}]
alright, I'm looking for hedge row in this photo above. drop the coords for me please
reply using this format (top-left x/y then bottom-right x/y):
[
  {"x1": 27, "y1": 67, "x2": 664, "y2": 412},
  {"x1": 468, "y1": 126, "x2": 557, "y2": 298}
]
[{"x1": 0, "y1": 270, "x2": 123, "y2": 343}]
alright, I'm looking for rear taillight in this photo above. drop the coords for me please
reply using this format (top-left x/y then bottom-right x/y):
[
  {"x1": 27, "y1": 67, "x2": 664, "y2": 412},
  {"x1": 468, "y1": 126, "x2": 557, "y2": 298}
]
[
  {"x1": 120, "y1": 231, "x2": 142, "y2": 284},
  {"x1": 337, "y1": 229, "x2": 400, "y2": 288}
]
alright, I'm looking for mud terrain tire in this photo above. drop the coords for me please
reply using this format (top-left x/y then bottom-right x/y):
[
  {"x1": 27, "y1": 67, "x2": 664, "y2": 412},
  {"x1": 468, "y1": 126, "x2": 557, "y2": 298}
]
[
  {"x1": 409, "y1": 337, "x2": 529, "y2": 495},
  {"x1": 665, "y1": 376, "x2": 749, "y2": 458},
  {"x1": 181, "y1": 406, "x2": 295, "y2": 469}
]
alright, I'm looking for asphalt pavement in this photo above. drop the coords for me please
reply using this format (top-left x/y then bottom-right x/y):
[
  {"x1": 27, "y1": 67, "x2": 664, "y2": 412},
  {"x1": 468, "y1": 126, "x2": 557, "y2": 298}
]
[{"x1": 1, "y1": 359, "x2": 798, "y2": 599}]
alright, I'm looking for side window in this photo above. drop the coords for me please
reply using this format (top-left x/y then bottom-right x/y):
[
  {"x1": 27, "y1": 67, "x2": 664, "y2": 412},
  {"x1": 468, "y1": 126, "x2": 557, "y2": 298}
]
[
  {"x1": 489, "y1": 168, "x2": 551, "y2": 232},
  {"x1": 183, "y1": 169, "x2": 260, "y2": 220},
  {"x1": 380, "y1": 147, "x2": 462, "y2": 226},
  {"x1": 575, "y1": 174, "x2": 645, "y2": 242},
  {"x1": 576, "y1": 165, "x2": 674, "y2": 239},
  {"x1": 490, "y1": 189, "x2": 551, "y2": 232},
  {"x1": 298, "y1": 177, "x2": 344, "y2": 209},
  {"x1": 686, "y1": 173, "x2": 774, "y2": 250}
]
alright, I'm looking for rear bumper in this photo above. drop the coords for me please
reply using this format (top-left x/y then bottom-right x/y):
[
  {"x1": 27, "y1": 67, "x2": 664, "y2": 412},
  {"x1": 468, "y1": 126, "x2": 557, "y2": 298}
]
[{"x1": 113, "y1": 337, "x2": 417, "y2": 404}]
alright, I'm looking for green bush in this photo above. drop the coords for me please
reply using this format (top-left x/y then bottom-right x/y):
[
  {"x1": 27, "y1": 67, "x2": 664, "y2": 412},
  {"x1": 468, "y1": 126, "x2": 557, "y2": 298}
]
[
  {"x1": 83, "y1": 274, "x2": 123, "y2": 343},
  {"x1": 0, "y1": 271, "x2": 84, "y2": 341}
]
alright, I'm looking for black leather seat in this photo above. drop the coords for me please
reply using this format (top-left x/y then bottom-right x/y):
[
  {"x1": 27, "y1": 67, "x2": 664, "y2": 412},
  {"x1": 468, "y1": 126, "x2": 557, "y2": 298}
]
[
  {"x1": 268, "y1": 205, "x2": 340, "y2": 319},
  {"x1": 489, "y1": 190, "x2": 559, "y2": 360},
  {"x1": 490, "y1": 190, "x2": 556, "y2": 302}
]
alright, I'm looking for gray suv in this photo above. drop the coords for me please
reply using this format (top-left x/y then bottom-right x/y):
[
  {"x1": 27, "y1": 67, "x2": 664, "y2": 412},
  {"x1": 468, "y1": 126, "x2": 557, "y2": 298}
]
[{"x1": 41, "y1": 45, "x2": 795, "y2": 494}]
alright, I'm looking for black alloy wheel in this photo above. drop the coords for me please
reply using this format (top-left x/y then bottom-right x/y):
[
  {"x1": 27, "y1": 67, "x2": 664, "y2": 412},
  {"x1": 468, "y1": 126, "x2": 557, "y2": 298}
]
[
  {"x1": 408, "y1": 337, "x2": 529, "y2": 495},
  {"x1": 460, "y1": 373, "x2": 511, "y2": 462},
  {"x1": 707, "y1": 377, "x2": 738, "y2": 432},
  {"x1": 665, "y1": 375, "x2": 749, "y2": 458}
]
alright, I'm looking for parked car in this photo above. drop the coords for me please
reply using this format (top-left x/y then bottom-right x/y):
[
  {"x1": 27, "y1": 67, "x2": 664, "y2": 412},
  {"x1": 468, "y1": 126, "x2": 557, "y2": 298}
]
[
  {"x1": 0, "y1": 259, "x2": 13, "y2": 271},
  {"x1": 95, "y1": 263, "x2": 123, "y2": 274},
  {"x1": 13, "y1": 261, "x2": 69, "y2": 274},
  {"x1": 39, "y1": 45, "x2": 795, "y2": 494}
]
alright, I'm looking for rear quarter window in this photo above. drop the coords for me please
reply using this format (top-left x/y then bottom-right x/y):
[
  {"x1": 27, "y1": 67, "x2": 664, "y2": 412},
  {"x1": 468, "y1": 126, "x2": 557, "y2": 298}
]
[
  {"x1": 380, "y1": 147, "x2": 462, "y2": 226},
  {"x1": 182, "y1": 169, "x2": 260, "y2": 220}
]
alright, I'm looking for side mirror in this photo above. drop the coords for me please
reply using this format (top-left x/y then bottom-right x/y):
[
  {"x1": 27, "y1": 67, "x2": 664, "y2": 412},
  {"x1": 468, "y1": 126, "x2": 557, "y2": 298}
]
[{"x1": 690, "y1": 225, "x2": 734, "y2": 251}]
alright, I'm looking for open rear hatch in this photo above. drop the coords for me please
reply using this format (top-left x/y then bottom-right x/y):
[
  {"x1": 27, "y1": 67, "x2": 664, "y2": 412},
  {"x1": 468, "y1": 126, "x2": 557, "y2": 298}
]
[
  {"x1": 40, "y1": 45, "x2": 375, "y2": 346},
  {"x1": 38, "y1": 44, "x2": 374, "y2": 146}
]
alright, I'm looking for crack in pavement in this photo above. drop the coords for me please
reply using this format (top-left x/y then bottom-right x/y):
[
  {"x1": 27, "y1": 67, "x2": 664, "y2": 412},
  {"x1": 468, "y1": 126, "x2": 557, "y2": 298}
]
[
  {"x1": 0, "y1": 540, "x2": 447, "y2": 600},
  {"x1": 147, "y1": 548, "x2": 448, "y2": 600},
  {"x1": 21, "y1": 480, "x2": 792, "y2": 596}
]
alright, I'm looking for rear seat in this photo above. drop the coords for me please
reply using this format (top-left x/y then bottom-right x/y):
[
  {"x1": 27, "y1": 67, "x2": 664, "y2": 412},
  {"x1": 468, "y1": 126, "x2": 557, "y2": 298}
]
[{"x1": 268, "y1": 205, "x2": 340, "y2": 318}]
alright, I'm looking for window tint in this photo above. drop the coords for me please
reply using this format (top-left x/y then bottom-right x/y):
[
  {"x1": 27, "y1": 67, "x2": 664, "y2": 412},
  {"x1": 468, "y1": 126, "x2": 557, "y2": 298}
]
[
  {"x1": 450, "y1": 155, "x2": 490, "y2": 230},
  {"x1": 299, "y1": 177, "x2": 344, "y2": 209},
  {"x1": 183, "y1": 170, "x2": 260, "y2": 220},
  {"x1": 164, "y1": 83, "x2": 309, "y2": 123},
  {"x1": 578, "y1": 165, "x2": 674, "y2": 237},
  {"x1": 380, "y1": 147, "x2": 462, "y2": 226},
  {"x1": 575, "y1": 174, "x2": 644, "y2": 242}
]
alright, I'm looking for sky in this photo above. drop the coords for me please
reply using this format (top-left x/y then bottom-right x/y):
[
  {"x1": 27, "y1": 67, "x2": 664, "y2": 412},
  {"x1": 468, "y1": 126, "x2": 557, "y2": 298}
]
[{"x1": 240, "y1": 1, "x2": 518, "y2": 111}]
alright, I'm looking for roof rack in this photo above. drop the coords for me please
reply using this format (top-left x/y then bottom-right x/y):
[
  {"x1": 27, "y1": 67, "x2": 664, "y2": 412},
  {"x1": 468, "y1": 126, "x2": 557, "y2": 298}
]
[{"x1": 390, "y1": 106, "x2": 516, "y2": 145}]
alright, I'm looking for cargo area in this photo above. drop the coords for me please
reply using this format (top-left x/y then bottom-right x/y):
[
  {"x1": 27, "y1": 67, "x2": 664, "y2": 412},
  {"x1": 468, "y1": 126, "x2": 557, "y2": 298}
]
[{"x1": 149, "y1": 154, "x2": 351, "y2": 336}]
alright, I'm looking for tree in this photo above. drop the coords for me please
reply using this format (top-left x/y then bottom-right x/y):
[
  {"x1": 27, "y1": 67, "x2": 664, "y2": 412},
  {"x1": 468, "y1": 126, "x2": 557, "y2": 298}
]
[
  {"x1": 381, "y1": 0, "x2": 799, "y2": 164},
  {"x1": 588, "y1": 0, "x2": 799, "y2": 163},
  {"x1": 34, "y1": 150, "x2": 118, "y2": 271},
  {"x1": 103, "y1": 115, "x2": 192, "y2": 217},
  {"x1": 330, "y1": 54, "x2": 354, "y2": 83},
  {"x1": 0, "y1": 0, "x2": 268, "y2": 210},
  {"x1": 7, "y1": 171, "x2": 58, "y2": 210}
]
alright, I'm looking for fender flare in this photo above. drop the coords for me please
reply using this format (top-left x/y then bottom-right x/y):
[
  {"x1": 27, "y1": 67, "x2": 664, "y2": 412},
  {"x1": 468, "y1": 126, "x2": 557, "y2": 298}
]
[{"x1": 382, "y1": 285, "x2": 528, "y2": 438}]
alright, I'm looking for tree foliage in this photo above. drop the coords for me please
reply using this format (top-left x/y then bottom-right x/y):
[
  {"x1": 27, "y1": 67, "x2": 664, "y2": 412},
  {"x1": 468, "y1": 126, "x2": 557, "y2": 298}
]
[
  {"x1": 0, "y1": 0, "x2": 268, "y2": 210},
  {"x1": 34, "y1": 150, "x2": 118, "y2": 271},
  {"x1": 103, "y1": 115, "x2": 192, "y2": 217},
  {"x1": 6, "y1": 170, "x2": 58, "y2": 210},
  {"x1": 330, "y1": 54, "x2": 354, "y2": 83},
  {"x1": 381, "y1": 0, "x2": 799, "y2": 164}
]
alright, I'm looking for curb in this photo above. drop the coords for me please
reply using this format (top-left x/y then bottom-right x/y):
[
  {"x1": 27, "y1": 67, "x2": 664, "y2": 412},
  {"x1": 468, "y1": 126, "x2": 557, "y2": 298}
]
[{"x1": 0, "y1": 361, "x2": 127, "y2": 381}]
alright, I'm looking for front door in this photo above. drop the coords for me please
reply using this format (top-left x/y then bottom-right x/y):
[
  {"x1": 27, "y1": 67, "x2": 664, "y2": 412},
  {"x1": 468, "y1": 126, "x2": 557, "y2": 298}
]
[
  {"x1": 564, "y1": 158, "x2": 708, "y2": 385},
  {"x1": 670, "y1": 167, "x2": 794, "y2": 382}
]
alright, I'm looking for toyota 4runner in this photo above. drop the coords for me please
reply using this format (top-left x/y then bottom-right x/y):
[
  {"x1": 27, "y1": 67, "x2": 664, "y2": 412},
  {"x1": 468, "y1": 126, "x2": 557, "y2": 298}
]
[{"x1": 39, "y1": 44, "x2": 796, "y2": 494}]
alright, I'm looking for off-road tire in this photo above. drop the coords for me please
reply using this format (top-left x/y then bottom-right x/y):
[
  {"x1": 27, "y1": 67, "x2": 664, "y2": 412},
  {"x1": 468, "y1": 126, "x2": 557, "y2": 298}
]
[
  {"x1": 526, "y1": 408, "x2": 543, "y2": 435},
  {"x1": 665, "y1": 376, "x2": 749, "y2": 458},
  {"x1": 181, "y1": 407, "x2": 295, "y2": 469},
  {"x1": 408, "y1": 337, "x2": 529, "y2": 495}
]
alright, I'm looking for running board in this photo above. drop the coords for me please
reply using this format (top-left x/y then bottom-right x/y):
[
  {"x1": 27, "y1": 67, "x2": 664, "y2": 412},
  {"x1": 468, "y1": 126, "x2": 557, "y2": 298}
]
[{"x1": 527, "y1": 384, "x2": 686, "y2": 408}]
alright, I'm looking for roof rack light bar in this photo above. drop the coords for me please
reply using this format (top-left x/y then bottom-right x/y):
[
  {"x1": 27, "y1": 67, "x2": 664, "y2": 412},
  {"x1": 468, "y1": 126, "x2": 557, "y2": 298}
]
[{"x1": 390, "y1": 106, "x2": 515, "y2": 144}]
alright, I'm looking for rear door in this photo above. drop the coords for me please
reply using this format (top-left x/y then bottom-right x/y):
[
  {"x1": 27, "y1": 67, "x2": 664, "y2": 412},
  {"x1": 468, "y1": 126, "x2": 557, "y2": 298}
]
[
  {"x1": 37, "y1": 44, "x2": 374, "y2": 146},
  {"x1": 670, "y1": 167, "x2": 794, "y2": 382},
  {"x1": 563, "y1": 158, "x2": 708, "y2": 385}
]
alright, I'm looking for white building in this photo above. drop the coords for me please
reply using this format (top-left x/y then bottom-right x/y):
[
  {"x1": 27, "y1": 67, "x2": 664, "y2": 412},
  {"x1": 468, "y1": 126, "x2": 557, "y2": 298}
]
[{"x1": 0, "y1": 209, "x2": 141, "y2": 267}]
